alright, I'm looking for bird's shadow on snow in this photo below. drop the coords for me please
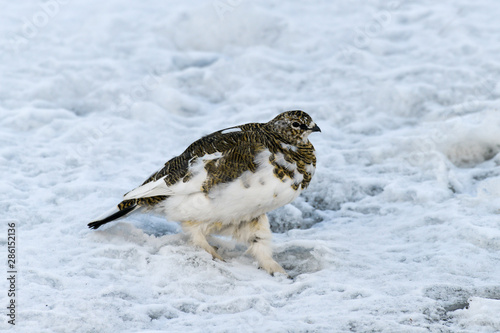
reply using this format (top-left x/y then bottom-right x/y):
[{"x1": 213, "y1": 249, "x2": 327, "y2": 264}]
[
  {"x1": 136, "y1": 216, "x2": 181, "y2": 237},
  {"x1": 274, "y1": 245, "x2": 324, "y2": 278},
  {"x1": 88, "y1": 221, "x2": 324, "y2": 278},
  {"x1": 87, "y1": 220, "x2": 184, "y2": 249}
]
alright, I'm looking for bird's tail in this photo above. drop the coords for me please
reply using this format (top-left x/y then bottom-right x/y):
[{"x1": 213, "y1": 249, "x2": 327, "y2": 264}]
[
  {"x1": 87, "y1": 196, "x2": 168, "y2": 230},
  {"x1": 87, "y1": 204, "x2": 138, "y2": 229}
]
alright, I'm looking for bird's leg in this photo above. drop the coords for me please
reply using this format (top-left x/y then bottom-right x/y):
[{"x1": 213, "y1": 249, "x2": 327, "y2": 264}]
[
  {"x1": 234, "y1": 214, "x2": 287, "y2": 276},
  {"x1": 181, "y1": 221, "x2": 224, "y2": 261}
]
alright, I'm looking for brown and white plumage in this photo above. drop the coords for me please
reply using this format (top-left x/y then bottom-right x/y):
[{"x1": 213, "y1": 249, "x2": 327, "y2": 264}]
[{"x1": 88, "y1": 110, "x2": 320, "y2": 275}]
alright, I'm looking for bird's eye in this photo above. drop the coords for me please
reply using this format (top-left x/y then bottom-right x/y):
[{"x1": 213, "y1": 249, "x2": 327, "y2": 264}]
[{"x1": 292, "y1": 122, "x2": 300, "y2": 128}]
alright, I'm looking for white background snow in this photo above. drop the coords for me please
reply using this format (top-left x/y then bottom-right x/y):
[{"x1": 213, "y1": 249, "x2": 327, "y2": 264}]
[{"x1": 1, "y1": 0, "x2": 500, "y2": 332}]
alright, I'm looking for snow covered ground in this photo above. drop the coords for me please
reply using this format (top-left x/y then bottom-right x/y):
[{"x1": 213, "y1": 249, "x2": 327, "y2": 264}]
[{"x1": 1, "y1": 0, "x2": 500, "y2": 332}]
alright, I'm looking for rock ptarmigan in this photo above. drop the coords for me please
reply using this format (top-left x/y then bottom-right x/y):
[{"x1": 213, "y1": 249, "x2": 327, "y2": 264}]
[{"x1": 88, "y1": 110, "x2": 320, "y2": 275}]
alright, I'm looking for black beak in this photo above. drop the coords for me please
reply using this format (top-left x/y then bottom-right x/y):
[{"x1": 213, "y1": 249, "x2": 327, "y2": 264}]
[{"x1": 310, "y1": 124, "x2": 321, "y2": 132}]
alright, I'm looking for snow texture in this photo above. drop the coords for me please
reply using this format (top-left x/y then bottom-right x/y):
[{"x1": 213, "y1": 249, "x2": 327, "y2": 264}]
[{"x1": 1, "y1": 0, "x2": 500, "y2": 332}]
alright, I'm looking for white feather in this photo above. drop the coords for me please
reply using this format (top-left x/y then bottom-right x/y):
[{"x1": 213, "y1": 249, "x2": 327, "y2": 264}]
[
  {"x1": 123, "y1": 152, "x2": 223, "y2": 200},
  {"x1": 93, "y1": 205, "x2": 120, "y2": 221},
  {"x1": 280, "y1": 142, "x2": 298, "y2": 152},
  {"x1": 123, "y1": 177, "x2": 174, "y2": 199},
  {"x1": 220, "y1": 127, "x2": 242, "y2": 134}
]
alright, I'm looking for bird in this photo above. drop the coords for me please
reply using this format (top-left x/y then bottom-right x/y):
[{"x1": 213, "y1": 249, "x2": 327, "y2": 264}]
[{"x1": 88, "y1": 110, "x2": 320, "y2": 275}]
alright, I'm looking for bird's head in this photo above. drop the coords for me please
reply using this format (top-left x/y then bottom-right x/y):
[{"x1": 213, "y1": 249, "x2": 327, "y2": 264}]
[{"x1": 266, "y1": 110, "x2": 321, "y2": 144}]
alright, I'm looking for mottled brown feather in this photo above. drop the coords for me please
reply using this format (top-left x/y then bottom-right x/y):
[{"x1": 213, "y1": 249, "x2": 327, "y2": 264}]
[{"x1": 116, "y1": 111, "x2": 317, "y2": 211}]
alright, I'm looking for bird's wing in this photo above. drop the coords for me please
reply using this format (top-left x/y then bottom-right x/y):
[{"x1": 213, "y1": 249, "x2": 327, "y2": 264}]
[
  {"x1": 122, "y1": 176, "x2": 173, "y2": 200},
  {"x1": 123, "y1": 124, "x2": 266, "y2": 200}
]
